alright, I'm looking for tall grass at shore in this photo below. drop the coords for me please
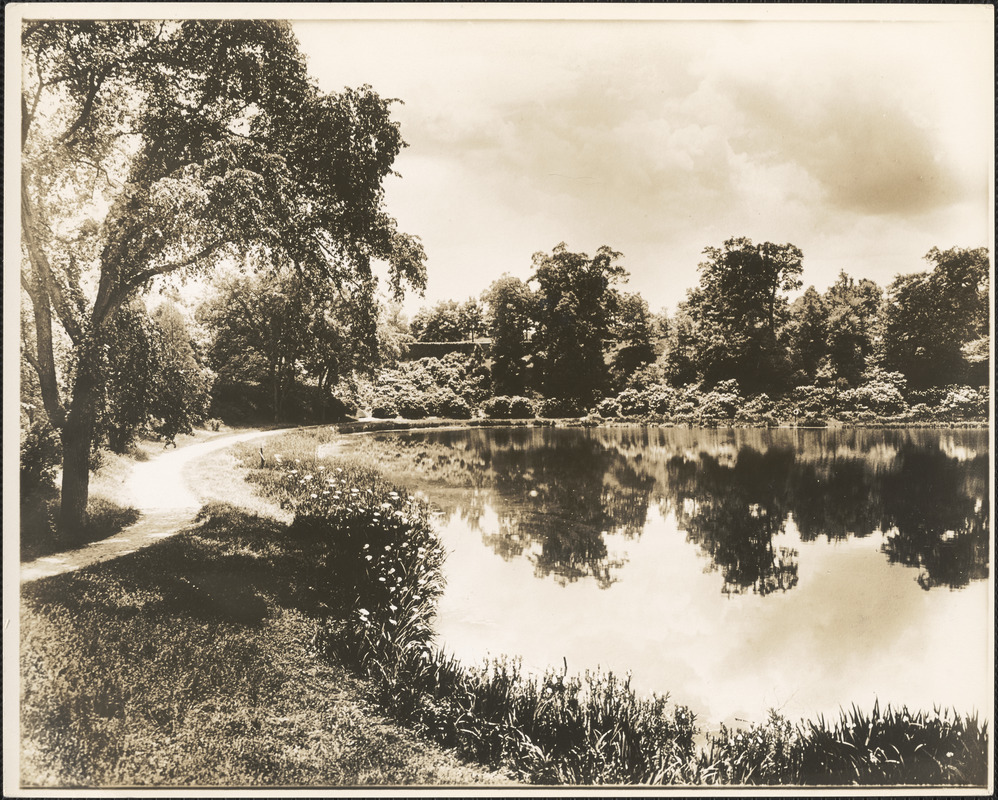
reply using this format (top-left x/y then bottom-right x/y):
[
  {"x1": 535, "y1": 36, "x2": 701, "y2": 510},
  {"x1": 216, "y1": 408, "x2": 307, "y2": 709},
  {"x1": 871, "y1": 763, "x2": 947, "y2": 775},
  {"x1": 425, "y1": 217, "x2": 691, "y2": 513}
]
[{"x1": 248, "y1": 434, "x2": 989, "y2": 786}]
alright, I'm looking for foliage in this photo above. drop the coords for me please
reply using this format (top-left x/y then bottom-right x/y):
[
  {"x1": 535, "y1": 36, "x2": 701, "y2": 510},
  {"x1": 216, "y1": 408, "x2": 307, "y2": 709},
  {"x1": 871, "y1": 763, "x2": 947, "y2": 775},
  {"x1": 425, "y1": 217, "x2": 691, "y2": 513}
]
[
  {"x1": 198, "y1": 268, "x2": 378, "y2": 424},
  {"x1": 530, "y1": 244, "x2": 627, "y2": 404},
  {"x1": 88, "y1": 299, "x2": 213, "y2": 452},
  {"x1": 369, "y1": 354, "x2": 490, "y2": 420},
  {"x1": 703, "y1": 703, "x2": 988, "y2": 786},
  {"x1": 482, "y1": 396, "x2": 535, "y2": 419},
  {"x1": 147, "y1": 303, "x2": 214, "y2": 443},
  {"x1": 822, "y1": 273, "x2": 882, "y2": 385},
  {"x1": 411, "y1": 298, "x2": 485, "y2": 342},
  {"x1": 535, "y1": 398, "x2": 584, "y2": 419},
  {"x1": 21, "y1": 19, "x2": 425, "y2": 537},
  {"x1": 483, "y1": 275, "x2": 536, "y2": 396},
  {"x1": 837, "y1": 368, "x2": 908, "y2": 416},
  {"x1": 20, "y1": 419, "x2": 62, "y2": 499},
  {"x1": 696, "y1": 380, "x2": 743, "y2": 422},
  {"x1": 676, "y1": 238, "x2": 803, "y2": 394},
  {"x1": 786, "y1": 287, "x2": 828, "y2": 384},
  {"x1": 882, "y1": 247, "x2": 990, "y2": 389},
  {"x1": 609, "y1": 292, "x2": 658, "y2": 391}
]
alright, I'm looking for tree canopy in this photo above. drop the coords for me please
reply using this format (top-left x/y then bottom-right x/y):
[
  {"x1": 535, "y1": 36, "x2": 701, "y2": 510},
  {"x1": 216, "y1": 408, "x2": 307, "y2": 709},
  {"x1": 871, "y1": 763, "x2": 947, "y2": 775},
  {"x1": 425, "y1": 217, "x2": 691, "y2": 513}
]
[
  {"x1": 21, "y1": 20, "x2": 426, "y2": 535},
  {"x1": 883, "y1": 247, "x2": 990, "y2": 389}
]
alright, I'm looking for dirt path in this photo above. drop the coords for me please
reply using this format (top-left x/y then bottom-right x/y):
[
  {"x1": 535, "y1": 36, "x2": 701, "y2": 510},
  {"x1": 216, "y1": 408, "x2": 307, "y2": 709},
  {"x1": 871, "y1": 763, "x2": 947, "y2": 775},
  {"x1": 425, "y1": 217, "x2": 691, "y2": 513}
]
[{"x1": 20, "y1": 428, "x2": 289, "y2": 583}]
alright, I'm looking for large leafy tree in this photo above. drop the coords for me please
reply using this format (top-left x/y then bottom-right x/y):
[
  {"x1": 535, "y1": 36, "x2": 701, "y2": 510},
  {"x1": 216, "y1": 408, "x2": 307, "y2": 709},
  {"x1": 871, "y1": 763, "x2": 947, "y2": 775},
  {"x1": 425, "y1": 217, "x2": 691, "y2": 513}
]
[
  {"x1": 482, "y1": 274, "x2": 535, "y2": 396},
  {"x1": 529, "y1": 244, "x2": 627, "y2": 404},
  {"x1": 410, "y1": 298, "x2": 485, "y2": 342},
  {"x1": 20, "y1": 20, "x2": 425, "y2": 537},
  {"x1": 786, "y1": 286, "x2": 828, "y2": 385},
  {"x1": 822, "y1": 272, "x2": 882, "y2": 385},
  {"x1": 609, "y1": 291, "x2": 658, "y2": 391},
  {"x1": 882, "y1": 247, "x2": 990, "y2": 389},
  {"x1": 684, "y1": 237, "x2": 803, "y2": 394},
  {"x1": 199, "y1": 267, "x2": 378, "y2": 422}
]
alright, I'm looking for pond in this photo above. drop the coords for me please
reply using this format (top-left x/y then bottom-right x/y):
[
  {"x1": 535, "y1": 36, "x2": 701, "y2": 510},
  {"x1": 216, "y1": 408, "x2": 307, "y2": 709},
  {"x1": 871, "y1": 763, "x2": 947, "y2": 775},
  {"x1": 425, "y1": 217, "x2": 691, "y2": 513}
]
[{"x1": 343, "y1": 425, "x2": 992, "y2": 732}]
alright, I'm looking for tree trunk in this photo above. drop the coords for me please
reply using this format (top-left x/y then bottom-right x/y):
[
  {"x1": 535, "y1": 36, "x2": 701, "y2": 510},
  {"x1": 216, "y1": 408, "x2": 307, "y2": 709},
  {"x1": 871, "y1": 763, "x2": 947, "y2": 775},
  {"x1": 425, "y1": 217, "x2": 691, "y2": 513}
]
[{"x1": 58, "y1": 356, "x2": 100, "y2": 539}]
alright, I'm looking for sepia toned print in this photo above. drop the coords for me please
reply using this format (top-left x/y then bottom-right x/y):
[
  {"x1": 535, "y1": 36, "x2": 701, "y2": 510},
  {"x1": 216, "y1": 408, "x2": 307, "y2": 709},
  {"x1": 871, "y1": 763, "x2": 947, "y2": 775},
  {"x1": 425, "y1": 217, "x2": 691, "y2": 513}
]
[{"x1": 7, "y1": 3, "x2": 993, "y2": 795}]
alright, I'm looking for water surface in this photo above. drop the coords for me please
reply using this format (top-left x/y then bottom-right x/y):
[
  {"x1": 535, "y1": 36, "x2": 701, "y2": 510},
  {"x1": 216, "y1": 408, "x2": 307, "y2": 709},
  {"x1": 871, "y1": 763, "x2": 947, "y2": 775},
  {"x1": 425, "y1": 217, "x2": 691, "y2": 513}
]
[{"x1": 352, "y1": 426, "x2": 992, "y2": 730}]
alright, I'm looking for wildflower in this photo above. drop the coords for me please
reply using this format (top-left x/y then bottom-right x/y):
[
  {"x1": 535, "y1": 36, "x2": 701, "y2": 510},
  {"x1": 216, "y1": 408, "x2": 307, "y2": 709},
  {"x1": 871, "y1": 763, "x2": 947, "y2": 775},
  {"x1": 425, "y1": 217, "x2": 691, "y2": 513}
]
[
  {"x1": 388, "y1": 618, "x2": 398, "y2": 625},
  {"x1": 365, "y1": 555, "x2": 373, "y2": 561},
  {"x1": 946, "y1": 752, "x2": 954, "y2": 758},
  {"x1": 379, "y1": 577, "x2": 386, "y2": 582},
  {"x1": 310, "y1": 493, "x2": 318, "y2": 499},
  {"x1": 358, "y1": 608, "x2": 369, "y2": 617},
  {"x1": 389, "y1": 604, "x2": 398, "y2": 611},
  {"x1": 362, "y1": 543, "x2": 370, "y2": 550}
]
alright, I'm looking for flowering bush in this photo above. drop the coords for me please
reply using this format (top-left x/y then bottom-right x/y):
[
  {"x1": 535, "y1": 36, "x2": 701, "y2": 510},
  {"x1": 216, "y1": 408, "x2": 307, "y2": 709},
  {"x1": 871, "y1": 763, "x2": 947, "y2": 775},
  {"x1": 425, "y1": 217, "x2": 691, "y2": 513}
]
[
  {"x1": 616, "y1": 387, "x2": 651, "y2": 417},
  {"x1": 937, "y1": 385, "x2": 988, "y2": 420},
  {"x1": 837, "y1": 369, "x2": 908, "y2": 416},
  {"x1": 595, "y1": 397, "x2": 621, "y2": 418},
  {"x1": 274, "y1": 460, "x2": 446, "y2": 672}
]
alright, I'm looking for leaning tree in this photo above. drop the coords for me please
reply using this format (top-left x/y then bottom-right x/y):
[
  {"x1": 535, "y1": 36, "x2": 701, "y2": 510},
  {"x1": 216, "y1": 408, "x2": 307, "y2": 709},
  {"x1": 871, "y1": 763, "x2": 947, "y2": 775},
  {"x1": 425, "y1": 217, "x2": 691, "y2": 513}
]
[{"x1": 20, "y1": 20, "x2": 426, "y2": 538}]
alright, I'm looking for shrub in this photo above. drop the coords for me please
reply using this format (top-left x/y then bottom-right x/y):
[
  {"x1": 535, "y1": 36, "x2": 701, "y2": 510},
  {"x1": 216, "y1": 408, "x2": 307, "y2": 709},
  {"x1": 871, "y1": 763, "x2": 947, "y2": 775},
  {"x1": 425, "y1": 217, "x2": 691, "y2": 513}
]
[
  {"x1": 536, "y1": 398, "x2": 582, "y2": 419},
  {"x1": 508, "y1": 396, "x2": 535, "y2": 418},
  {"x1": 274, "y1": 462, "x2": 446, "y2": 674},
  {"x1": 482, "y1": 396, "x2": 513, "y2": 419},
  {"x1": 735, "y1": 394, "x2": 776, "y2": 425},
  {"x1": 698, "y1": 380, "x2": 742, "y2": 421},
  {"x1": 616, "y1": 388, "x2": 650, "y2": 417},
  {"x1": 938, "y1": 385, "x2": 988, "y2": 420},
  {"x1": 434, "y1": 393, "x2": 473, "y2": 420},
  {"x1": 838, "y1": 369, "x2": 908, "y2": 416},
  {"x1": 397, "y1": 397, "x2": 429, "y2": 420},
  {"x1": 20, "y1": 420, "x2": 61, "y2": 499},
  {"x1": 596, "y1": 397, "x2": 621, "y2": 418},
  {"x1": 371, "y1": 402, "x2": 398, "y2": 419},
  {"x1": 648, "y1": 386, "x2": 679, "y2": 416}
]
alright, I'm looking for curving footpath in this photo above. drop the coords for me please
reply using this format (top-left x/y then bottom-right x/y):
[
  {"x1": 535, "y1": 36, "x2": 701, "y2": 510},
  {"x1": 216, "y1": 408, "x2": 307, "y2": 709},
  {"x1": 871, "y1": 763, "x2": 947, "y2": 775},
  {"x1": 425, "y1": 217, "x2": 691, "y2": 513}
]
[{"x1": 20, "y1": 428, "x2": 288, "y2": 583}]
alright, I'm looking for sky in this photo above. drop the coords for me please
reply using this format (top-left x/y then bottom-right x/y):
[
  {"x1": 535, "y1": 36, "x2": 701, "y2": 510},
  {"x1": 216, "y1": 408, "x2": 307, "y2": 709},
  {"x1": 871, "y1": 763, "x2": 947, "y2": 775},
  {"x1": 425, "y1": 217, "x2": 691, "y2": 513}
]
[{"x1": 291, "y1": 7, "x2": 993, "y2": 316}]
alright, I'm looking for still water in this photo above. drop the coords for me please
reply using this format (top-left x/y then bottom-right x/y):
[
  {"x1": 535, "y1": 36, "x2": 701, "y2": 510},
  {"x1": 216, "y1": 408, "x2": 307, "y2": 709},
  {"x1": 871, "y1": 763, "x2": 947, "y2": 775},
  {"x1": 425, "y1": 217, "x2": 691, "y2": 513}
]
[{"x1": 358, "y1": 426, "x2": 992, "y2": 730}]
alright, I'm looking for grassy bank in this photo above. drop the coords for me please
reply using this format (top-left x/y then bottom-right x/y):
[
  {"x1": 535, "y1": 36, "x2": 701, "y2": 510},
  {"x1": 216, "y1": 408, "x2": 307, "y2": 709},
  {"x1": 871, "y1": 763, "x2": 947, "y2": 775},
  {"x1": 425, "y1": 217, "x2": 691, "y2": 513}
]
[
  {"x1": 19, "y1": 503, "x2": 512, "y2": 787},
  {"x1": 235, "y1": 428, "x2": 990, "y2": 786}
]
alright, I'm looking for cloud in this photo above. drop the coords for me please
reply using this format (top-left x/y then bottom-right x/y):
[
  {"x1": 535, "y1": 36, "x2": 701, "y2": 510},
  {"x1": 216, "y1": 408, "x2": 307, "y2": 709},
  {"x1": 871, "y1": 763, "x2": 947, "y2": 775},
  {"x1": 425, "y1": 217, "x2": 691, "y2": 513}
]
[
  {"x1": 726, "y1": 78, "x2": 964, "y2": 217},
  {"x1": 294, "y1": 18, "x2": 992, "y2": 313}
]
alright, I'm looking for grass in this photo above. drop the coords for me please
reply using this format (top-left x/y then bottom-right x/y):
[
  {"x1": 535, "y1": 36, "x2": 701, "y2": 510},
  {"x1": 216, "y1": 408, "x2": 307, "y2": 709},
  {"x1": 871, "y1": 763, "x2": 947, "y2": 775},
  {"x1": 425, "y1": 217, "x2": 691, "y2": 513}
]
[
  {"x1": 19, "y1": 502, "x2": 512, "y2": 787},
  {"x1": 20, "y1": 490, "x2": 141, "y2": 562}
]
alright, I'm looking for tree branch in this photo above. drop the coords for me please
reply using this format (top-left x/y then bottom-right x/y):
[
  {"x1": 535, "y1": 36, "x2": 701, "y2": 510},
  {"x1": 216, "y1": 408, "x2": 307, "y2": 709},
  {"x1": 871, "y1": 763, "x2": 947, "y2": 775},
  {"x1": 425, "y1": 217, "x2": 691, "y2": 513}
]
[{"x1": 21, "y1": 178, "x2": 85, "y2": 345}]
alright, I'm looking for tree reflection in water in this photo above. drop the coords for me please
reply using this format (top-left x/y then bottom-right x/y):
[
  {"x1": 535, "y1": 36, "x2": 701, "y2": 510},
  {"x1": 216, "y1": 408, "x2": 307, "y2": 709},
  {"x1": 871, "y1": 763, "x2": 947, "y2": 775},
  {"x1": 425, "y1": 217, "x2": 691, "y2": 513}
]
[
  {"x1": 466, "y1": 433, "x2": 654, "y2": 588},
  {"x1": 388, "y1": 427, "x2": 988, "y2": 594},
  {"x1": 662, "y1": 447, "x2": 801, "y2": 595}
]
